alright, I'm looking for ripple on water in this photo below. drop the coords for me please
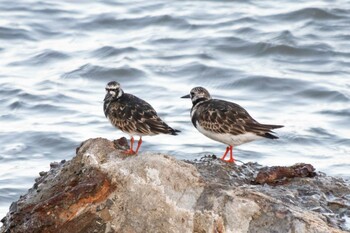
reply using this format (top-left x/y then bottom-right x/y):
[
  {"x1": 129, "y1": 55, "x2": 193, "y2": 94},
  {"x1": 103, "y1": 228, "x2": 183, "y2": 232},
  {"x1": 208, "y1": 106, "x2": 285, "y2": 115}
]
[
  {"x1": 0, "y1": 26, "x2": 36, "y2": 41},
  {"x1": 91, "y1": 46, "x2": 138, "y2": 59},
  {"x1": 28, "y1": 23, "x2": 62, "y2": 37},
  {"x1": 230, "y1": 76, "x2": 307, "y2": 92},
  {"x1": 282, "y1": 133, "x2": 321, "y2": 146},
  {"x1": 267, "y1": 7, "x2": 345, "y2": 21},
  {"x1": 0, "y1": 131, "x2": 78, "y2": 161},
  {"x1": 319, "y1": 109, "x2": 350, "y2": 118},
  {"x1": 257, "y1": 42, "x2": 333, "y2": 58},
  {"x1": 0, "y1": 187, "x2": 27, "y2": 203},
  {"x1": 62, "y1": 64, "x2": 146, "y2": 81},
  {"x1": 150, "y1": 61, "x2": 240, "y2": 82},
  {"x1": 9, "y1": 50, "x2": 70, "y2": 66},
  {"x1": 295, "y1": 87, "x2": 349, "y2": 102},
  {"x1": 6, "y1": 100, "x2": 78, "y2": 115},
  {"x1": 76, "y1": 14, "x2": 193, "y2": 31}
]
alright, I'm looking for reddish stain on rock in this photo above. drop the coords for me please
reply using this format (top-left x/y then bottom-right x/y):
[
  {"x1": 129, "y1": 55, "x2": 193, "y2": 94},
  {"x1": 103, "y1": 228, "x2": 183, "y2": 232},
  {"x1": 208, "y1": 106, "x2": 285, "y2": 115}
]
[{"x1": 4, "y1": 166, "x2": 115, "y2": 233}]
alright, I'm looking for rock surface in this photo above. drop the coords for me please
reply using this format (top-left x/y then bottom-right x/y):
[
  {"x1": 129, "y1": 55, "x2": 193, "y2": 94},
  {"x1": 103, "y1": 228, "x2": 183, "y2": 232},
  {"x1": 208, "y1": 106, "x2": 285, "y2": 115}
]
[{"x1": 1, "y1": 137, "x2": 349, "y2": 233}]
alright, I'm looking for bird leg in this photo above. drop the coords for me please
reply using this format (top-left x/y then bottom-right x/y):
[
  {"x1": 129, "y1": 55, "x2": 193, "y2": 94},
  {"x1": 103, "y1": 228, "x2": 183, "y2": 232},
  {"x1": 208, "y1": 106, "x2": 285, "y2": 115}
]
[
  {"x1": 221, "y1": 146, "x2": 230, "y2": 161},
  {"x1": 135, "y1": 136, "x2": 143, "y2": 153},
  {"x1": 227, "y1": 146, "x2": 235, "y2": 163},
  {"x1": 123, "y1": 136, "x2": 136, "y2": 155}
]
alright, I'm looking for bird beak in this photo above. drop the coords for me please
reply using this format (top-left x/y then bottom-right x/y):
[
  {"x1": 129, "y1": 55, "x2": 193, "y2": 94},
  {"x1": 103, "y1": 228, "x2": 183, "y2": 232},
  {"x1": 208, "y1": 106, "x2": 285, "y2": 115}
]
[
  {"x1": 181, "y1": 94, "x2": 191, "y2": 99},
  {"x1": 104, "y1": 92, "x2": 112, "y2": 101}
]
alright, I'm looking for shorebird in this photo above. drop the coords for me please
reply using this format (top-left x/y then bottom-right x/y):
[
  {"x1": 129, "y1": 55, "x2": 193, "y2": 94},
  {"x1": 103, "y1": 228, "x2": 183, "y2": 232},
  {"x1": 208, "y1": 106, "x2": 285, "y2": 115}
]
[
  {"x1": 104, "y1": 81, "x2": 180, "y2": 154},
  {"x1": 181, "y1": 87, "x2": 283, "y2": 163}
]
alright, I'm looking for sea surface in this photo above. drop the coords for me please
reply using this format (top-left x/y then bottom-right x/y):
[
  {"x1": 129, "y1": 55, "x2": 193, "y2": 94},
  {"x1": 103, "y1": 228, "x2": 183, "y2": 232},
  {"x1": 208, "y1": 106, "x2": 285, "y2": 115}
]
[{"x1": 0, "y1": 0, "x2": 350, "y2": 219}]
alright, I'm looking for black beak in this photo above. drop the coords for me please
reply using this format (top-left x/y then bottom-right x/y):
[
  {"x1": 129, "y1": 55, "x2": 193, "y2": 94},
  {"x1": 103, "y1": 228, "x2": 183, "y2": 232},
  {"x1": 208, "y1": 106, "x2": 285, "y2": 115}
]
[
  {"x1": 181, "y1": 94, "x2": 191, "y2": 99},
  {"x1": 104, "y1": 92, "x2": 112, "y2": 101}
]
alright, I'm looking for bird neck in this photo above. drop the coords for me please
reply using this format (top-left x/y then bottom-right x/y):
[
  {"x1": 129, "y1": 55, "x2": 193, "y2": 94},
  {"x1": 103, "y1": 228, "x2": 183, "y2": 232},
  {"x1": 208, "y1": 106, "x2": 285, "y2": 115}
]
[
  {"x1": 192, "y1": 97, "x2": 209, "y2": 107},
  {"x1": 103, "y1": 100, "x2": 111, "y2": 118},
  {"x1": 117, "y1": 89, "x2": 124, "y2": 99}
]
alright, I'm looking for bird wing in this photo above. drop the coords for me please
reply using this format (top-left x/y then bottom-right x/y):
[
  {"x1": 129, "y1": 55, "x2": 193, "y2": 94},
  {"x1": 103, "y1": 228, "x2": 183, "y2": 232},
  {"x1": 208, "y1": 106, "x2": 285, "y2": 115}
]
[
  {"x1": 109, "y1": 94, "x2": 175, "y2": 135},
  {"x1": 195, "y1": 99, "x2": 281, "y2": 137}
]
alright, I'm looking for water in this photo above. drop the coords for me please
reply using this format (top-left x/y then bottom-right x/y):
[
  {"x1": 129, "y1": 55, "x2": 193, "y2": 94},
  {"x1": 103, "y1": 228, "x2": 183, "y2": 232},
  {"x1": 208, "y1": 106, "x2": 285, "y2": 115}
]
[{"x1": 0, "y1": 0, "x2": 349, "y2": 219}]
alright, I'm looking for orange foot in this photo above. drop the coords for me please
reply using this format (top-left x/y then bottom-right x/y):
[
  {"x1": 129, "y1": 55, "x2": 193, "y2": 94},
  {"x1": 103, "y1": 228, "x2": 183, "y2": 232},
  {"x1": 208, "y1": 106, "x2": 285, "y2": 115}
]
[
  {"x1": 221, "y1": 146, "x2": 235, "y2": 163},
  {"x1": 123, "y1": 149, "x2": 136, "y2": 155},
  {"x1": 225, "y1": 158, "x2": 235, "y2": 163}
]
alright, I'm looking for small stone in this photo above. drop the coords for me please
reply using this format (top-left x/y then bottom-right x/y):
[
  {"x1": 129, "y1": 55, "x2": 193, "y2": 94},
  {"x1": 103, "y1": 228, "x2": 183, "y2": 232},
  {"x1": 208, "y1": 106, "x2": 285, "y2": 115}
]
[
  {"x1": 113, "y1": 137, "x2": 129, "y2": 150},
  {"x1": 9, "y1": 202, "x2": 17, "y2": 213},
  {"x1": 50, "y1": 162, "x2": 60, "y2": 169},
  {"x1": 100, "y1": 208, "x2": 112, "y2": 221},
  {"x1": 39, "y1": 171, "x2": 47, "y2": 177},
  {"x1": 106, "y1": 199, "x2": 114, "y2": 208}
]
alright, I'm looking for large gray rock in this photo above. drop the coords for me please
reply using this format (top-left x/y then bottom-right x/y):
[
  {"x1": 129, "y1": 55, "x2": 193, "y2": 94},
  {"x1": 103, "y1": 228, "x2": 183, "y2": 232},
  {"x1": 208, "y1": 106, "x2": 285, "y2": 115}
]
[{"x1": 1, "y1": 138, "x2": 349, "y2": 233}]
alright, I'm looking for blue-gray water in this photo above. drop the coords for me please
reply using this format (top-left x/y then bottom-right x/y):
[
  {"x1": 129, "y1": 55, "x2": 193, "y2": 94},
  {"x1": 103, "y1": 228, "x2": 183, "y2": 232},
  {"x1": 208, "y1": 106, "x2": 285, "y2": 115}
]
[{"x1": 1, "y1": 0, "x2": 350, "y2": 218}]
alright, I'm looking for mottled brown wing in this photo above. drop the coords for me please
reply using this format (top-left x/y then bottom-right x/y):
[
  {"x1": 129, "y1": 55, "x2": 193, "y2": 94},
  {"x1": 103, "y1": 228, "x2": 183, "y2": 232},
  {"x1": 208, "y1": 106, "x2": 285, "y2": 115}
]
[
  {"x1": 109, "y1": 94, "x2": 176, "y2": 135},
  {"x1": 195, "y1": 99, "x2": 280, "y2": 136}
]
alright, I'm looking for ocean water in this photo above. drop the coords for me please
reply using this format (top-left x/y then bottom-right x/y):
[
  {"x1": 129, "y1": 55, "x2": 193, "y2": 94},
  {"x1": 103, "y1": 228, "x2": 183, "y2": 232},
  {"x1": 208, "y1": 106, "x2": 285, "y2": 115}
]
[{"x1": 0, "y1": 0, "x2": 350, "y2": 218}]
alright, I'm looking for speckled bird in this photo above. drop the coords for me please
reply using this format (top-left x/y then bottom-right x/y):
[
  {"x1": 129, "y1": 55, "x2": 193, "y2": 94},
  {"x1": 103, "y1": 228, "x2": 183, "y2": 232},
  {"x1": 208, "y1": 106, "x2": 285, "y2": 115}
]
[
  {"x1": 104, "y1": 81, "x2": 180, "y2": 154},
  {"x1": 181, "y1": 87, "x2": 283, "y2": 163}
]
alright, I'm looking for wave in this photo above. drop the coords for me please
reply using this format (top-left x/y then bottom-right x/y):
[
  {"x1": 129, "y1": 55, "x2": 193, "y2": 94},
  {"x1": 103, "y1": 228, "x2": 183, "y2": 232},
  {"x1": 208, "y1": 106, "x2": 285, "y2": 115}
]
[
  {"x1": 91, "y1": 46, "x2": 137, "y2": 59},
  {"x1": 0, "y1": 131, "x2": 78, "y2": 160},
  {"x1": 76, "y1": 14, "x2": 192, "y2": 31},
  {"x1": 0, "y1": 26, "x2": 36, "y2": 41},
  {"x1": 267, "y1": 7, "x2": 344, "y2": 21},
  {"x1": 9, "y1": 50, "x2": 70, "y2": 66},
  {"x1": 230, "y1": 76, "x2": 307, "y2": 92},
  {"x1": 296, "y1": 87, "x2": 349, "y2": 102},
  {"x1": 62, "y1": 64, "x2": 146, "y2": 81}
]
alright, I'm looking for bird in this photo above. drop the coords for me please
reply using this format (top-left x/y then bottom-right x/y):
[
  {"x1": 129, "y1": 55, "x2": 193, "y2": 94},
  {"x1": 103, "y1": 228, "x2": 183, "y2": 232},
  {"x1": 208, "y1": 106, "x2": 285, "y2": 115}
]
[
  {"x1": 103, "y1": 81, "x2": 180, "y2": 154},
  {"x1": 181, "y1": 87, "x2": 283, "y2": 163}
]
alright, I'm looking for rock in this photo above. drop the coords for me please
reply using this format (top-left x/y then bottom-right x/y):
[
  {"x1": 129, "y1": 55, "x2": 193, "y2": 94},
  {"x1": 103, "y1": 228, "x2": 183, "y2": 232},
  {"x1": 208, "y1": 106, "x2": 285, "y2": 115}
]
[
  {"x1": 253, "y1": 163, "x2": 317, "y2": 185},
  {"x1": 1, "y1": 137, "x2": 349, "y2": 233}
]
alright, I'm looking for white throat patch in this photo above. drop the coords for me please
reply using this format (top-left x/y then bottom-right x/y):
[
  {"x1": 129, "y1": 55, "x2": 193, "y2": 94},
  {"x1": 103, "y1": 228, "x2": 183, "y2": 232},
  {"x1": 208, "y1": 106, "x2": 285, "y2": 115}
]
[{"x1": 117, "y1": 89, "x2": 123, "y2": 98}]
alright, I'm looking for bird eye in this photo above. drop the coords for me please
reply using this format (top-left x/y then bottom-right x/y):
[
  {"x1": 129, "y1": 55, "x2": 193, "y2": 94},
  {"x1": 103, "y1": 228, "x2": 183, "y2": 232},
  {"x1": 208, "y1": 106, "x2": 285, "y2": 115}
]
[{"x1": 190, "y1": 92, "x2": 194, "y2": 96}]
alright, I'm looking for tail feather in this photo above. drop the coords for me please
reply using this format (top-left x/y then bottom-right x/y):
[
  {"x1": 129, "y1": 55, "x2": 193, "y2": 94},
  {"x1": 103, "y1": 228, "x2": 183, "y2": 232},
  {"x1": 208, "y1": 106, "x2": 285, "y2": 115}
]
[
  {"x1": 263, "y1": 132, "x2": 279, "y2": 139},
  {"x1": 170, "y1": 129, "x2": 181, "y2": 135},
  {"x1": 260, "y1": 124, "x2": 284, "y2": 129},
  {"x1": 250, "y1": 123, "x2": 283, "y2": 140}
]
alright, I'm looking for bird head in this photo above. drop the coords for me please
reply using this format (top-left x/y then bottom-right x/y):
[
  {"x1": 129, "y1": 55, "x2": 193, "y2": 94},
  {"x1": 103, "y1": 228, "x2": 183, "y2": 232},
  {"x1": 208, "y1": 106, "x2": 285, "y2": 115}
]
[
  {"x1": 181, "y1": 86, "x2": 211, "y2": 105},
  {"x1": 104, "y1": 81, "x2": 123, "y2": 102}
]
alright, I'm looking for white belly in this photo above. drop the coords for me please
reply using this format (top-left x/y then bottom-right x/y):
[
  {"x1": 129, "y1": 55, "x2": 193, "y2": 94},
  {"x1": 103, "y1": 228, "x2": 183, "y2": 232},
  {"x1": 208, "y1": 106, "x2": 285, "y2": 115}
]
[{"x1": 195, "y1": 121, "x2": 262, "y2": 146}]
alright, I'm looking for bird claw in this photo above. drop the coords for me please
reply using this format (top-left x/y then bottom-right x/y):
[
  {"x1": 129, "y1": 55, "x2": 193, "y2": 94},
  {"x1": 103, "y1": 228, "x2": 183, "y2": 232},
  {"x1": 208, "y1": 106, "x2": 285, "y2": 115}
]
[
  {"x1": 123, "y1": 149, "x2": 136, "y2": 155},
  {"x1": 221, "y1": 158, "x2": 235, "y2": 163}
]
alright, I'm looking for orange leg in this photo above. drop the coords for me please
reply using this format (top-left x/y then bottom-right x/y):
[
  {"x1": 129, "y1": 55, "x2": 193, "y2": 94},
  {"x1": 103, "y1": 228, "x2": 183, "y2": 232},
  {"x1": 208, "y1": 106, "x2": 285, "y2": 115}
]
[
  {"x1": 123, "y1": 136, "x2": 136, "y2": 155},
  {"x1": 221, "y1": 146, "x2": 230, "y2": 161},
  {"x1": 135, "y1": 136, "x2": 143, "y2": 153},
  {"x1": 227, "y1": 146, "x2": 235, "y2": 163}
]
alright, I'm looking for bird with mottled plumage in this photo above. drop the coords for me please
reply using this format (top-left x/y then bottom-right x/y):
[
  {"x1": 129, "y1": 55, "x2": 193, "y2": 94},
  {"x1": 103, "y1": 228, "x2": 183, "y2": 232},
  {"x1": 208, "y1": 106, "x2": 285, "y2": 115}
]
[
  {"x1": 104, "y1": 81, "x2": 180, "y2": 154},
  {"x1": 182, "y1": 87, "x2": 283, "y2": 163}
]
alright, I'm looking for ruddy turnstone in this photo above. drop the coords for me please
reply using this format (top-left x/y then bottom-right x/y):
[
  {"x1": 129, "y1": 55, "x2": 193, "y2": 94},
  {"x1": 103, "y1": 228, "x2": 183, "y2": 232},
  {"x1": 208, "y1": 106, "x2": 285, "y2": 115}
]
[
  {"x1": 104, "y1": 81, "x2": 180, "y2": 154},
  {"x1": 181, "y1": 87, "x2": 283, "y2": 163}
]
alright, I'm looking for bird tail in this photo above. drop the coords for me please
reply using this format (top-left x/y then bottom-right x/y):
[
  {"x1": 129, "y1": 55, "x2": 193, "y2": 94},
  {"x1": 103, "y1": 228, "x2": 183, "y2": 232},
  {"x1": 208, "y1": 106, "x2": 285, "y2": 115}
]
[
  {"x1": 250, "y1": 124, "x2": 283, "y2": 139},
  {"x1": 169, "y1": 128, "x2": 181, "y2": 135},
  {"x1": 263, "y1": 132, "x2": 279, "y2": 139},
  {"x1": 260, "y1": 124, "x2": 284, "y2": 129},
  {"x1": 263, "y1": 125, "x2": 284, "y2": 139}
]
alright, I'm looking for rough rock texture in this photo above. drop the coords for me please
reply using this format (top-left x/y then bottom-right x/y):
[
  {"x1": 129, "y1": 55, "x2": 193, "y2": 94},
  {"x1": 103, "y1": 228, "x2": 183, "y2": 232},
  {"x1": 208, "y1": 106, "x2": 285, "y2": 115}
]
[{"x1": 1, "y1": 137, "x2": 349, "y2": 233}]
